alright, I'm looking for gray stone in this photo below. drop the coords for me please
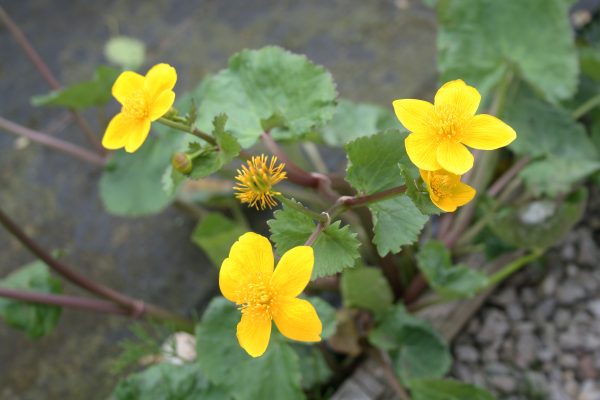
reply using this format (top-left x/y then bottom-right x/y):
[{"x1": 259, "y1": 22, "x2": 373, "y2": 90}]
[
  {"x1": 515, "y1": 333, "x2": 537, "y2": 367},
  {"x1": 559, "y1": 353, "x2": 578, "y2": 368},
  {"x1": 578, "y1": 228, "x2": 599, "y2": 267},
  {"x1": 537, "y1": 346, "x2": 555, "y2": 362},
  {"x1": 560, "y1": 328, "x2": 582, "y2": 350},
  {"x1": 557, "y1": 280, "x2": 586, "y2": 304},
  {"x1": 542, "y1": 273, "x2": 558, "y2": 295},
  {"x1": 493, "y1": 287, "x2": 518, "y2": 307},
  {"x1": 554, "y1": 308, "x2": 571, "y2": 329},
  {"x1": 563, "y1": 370, "x2": 580, "y2": 398},
  {"x1": 454, "y1": 344, "x2": 479, "y2": 363},
  {"x1": 477, "y1": 309, "x2": 509, "y2": 344},
  {"x1": 549, "y1": 382, "x2": 572, "y2": 400},
  {"x1": 520, "y1": 287, "x2": 537, "y2": 306},
  {"x1": 588, "y1": 299, "x2": 600, "y2": 319},
  {"x1": 488, "y1": 375, "x2": 517, "y2": 394},
  {"x1": 507, "y1": 303, "x2": 525, "y2": 321},
  {"x1": 579, "y1": 380, "x2": 600, "y2": 400},
  {"x1": 534, "y1": 298, "x2": 556, "y2": 322},
  {"x1": 561, "y1": 243, "x2": 577, "y2": 262}
]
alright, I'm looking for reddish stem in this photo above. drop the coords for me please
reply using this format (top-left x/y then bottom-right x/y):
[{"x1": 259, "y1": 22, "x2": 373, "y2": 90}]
[
  {"x1": 0, "y1": 116, "x2": 106, "y2": 166},
  {"x1": 0, "y1": 287, "x2": 131, "y2": 316},
  {"x1": 487, "y1": 156, "x2": 530, "y2": 197},
  {"x1": 0, "y1": 6, "x2": 104, "y2": 152}
]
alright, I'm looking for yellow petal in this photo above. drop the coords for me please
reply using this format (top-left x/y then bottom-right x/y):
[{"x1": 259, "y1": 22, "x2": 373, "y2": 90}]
[
  {"x1": 237, "y1": 313, "x2": 272, "y2": 358},
  {"x1": 124, "y1": 118, "x2": 151, "y2": 153},
  {"x1": 227, "y1": 233, "x2": 274, "y2": 281},
  {"x1": 149, "y1": 90, "x2": 175, "y2": 121},
  {"x1": 272, "y1": 297, "x2": 321, "y2": 342},
  {"x1": 436, "y1": 141, "x2": 473, "y2": 175},
  {"x1": 405, "y1": 132, "x2": 442, "y2": 171},
  {"x1": 102, "y1": 113, "x2": 147, "y2": 151},
  {"x1": 462, "y1": 114, "x2": 517, "y2": 150},
  {"x1": 112, "y1": 71, "x2": 145, "y2": 104},
  {"x1": 392, "y1": 99, "x2": 435, "y2": 133},
  {"x1": 219, "y1": 258, "x2": 246, "y2": 303},
  {"x1": 271, "y1": 246, "x2": 314, "y2": 298},
  {"x1": 435, "y1": 182, "x2": 476, "y2": 212},
  {"x1": 144, "y1": 63, "x2": 177, "y2": 101},
  {"x1": 434, "y1": 79, "x2": 481, "y2": 117},
  {"x1": 419, "y1": 169, "x2": 432, "y2": 184}
]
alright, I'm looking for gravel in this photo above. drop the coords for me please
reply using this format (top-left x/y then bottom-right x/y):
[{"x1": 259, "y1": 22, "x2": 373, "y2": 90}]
[{"x1": 451, "y1": 216, "x2": 600, "y2": 399}]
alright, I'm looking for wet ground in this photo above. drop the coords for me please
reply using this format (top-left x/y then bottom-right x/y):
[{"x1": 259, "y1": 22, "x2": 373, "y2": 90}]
[{"x1": 0, "y1": 1, "x2": 436, "y2": 398}]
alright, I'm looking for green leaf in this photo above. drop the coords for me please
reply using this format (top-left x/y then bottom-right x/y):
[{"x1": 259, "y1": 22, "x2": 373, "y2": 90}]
[
  {"x1": 340, "y1": 267, "x2": 393, "y2": 315},
  {"x1": 197, "y1": 46, "x2": 337, "y2": 148},
  {"x1": 490, "y1": 188, "x2": 587, "y2": 250},
  {"x1": 191, "y1": 213, "x2": 247, "y2": 267},
  {"x1": 321, "y1": 100, "x2": 401, "y2": 146},
  {"x1": 31, "y1": 66, "x2": 120, "y2": 109},
  {"x1": 104, "y1": 36, "x2": 146, "y2": 70},
  {"x1": 416, "y1": 241, "x2": 489, "y2": 299},
  {"x1": 506, "y1": 88, "x2": 597, "y2": 160},
  {"x1": 189, "y1": 115, "x2": 241, "y2": 179},
  {"x1": 112, "y1": 363, "x2": 229, "y2": 400},
  {"x1": 408, "y1": 379, "x2": 495, "y2": 400},
  {"x1": 268, "y1": 200, "x2": 360, "y2": 279},
  {"x1": 369, "y1": 305, "x2": 451, "y2": 383},
  {"x1": 293, "y1": 345, "x2": 332, "y2": 390},
  {"x1": 196, "y1": 297, "x2": 305, "y2": 400},
  {"x1": 0, "y1": 261, "x2": 62, "y2": 338},
  {"x1": 437, "y1": 0, "x2": 577, "y2": 102},
  {"x1": 345, "y1": 130, "x2": 409, "y2": 194},
  {"x1": 580, "y1": 46, "x2": 600, "y2": 83},
  {"x1": 99, "y1": 126, "x2": 185, "y2": 216},
  {"x1": 520, "y1": 158, "x2": 600, "y2": 197},
  {"x1": 370, "y1": 196, "x2": 428, "y2": 257},
  {"x1": 307, "y1": 296, "x2": 337, "y2": 340}
]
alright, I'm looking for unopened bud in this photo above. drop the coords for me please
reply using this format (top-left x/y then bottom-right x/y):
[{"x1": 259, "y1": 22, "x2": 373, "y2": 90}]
[{"x1": 171, "y1": 152, "x2": 192, "y2": 174}]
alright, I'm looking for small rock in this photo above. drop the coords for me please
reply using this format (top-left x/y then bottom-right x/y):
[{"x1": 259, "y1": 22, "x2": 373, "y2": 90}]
[
  {"x1": 584, "y1": 333, "x2": 600, "y2": 351},
  {"x1": 554, "y1": 308, "x2": 571, "y2": 329},
  {"x1": 564, "y1": 370, "x2": 580, "y2": 398},
  {"x1": 506, "y1": 303, "x2": 524, "y2": 321},
  {"x1": 520, "y1": 287, "x2": 537, "y2": 306},
  {"x1": 537, "y1": 346, "x2": 555, "y2": 362},
  {"x1": 493, "y1": 287, "x2": 518, "y2": 307},
  {"x1": 467, "y1": 317, "x2": 481, "y2": 335},
  {"x1": 578, "y1": 355, "x2": 598, "y2": 381},
  {"x1": 515, "y1": 333, "x2": 538, "y2": 367},
  {"x1": 477, "y1": 309, "x2": 509, "y2": 344},
  {"x1": 549, "y1": 382, "x2": 571, "y2": 400},
  {"x1": 560, "y1": 328, "x2": 582, "y2": 350},
  {"x1": 542, "y1": 273, "x2": 558, "y2": 295},
  {"x1": 488, "y1": 375, "x2": 517, "y2": 394},
  {"x1": 567, "y1": 263, "x2": 580, "y2": 277},
  {"x1": 577, "y1": 228, "x2": 599, "y2": 267},
  {"x1": 454, "y1": 344, "x2": 479, "y2": 363},
  {"x1": 579, "y1": 380, "x2": 600, "y2": 400},
  {"x1": 561, "y1": 243, "x2": 576, "y2": 262},
  {"x1": 557, "y1": 280, "x2": 586, "y2": 304},
  {"x1": 534, "y1": 298, "x2": 556, "y2": 322},
  {"x1": 588, "y1": 300, "x2": 600, "y2": 319},
  {"x1": 559, "y1": 353, "x2": 578, "y2": 368}
]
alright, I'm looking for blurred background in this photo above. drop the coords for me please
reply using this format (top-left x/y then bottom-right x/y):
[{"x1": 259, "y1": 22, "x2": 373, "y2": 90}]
[{"x1": 0, "y1": 1, "x2": 437, "y2": 398}]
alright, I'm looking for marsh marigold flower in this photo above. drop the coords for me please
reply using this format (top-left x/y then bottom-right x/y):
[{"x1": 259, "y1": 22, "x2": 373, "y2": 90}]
[
  {"x1": 394, "y1": 80, "x2": 516, "y2": 175},
  {"x1": 420, "y1": 169, "x2": 476, "y2": 212},
  {"x1": 102, "y1": 63, "x2": 177, "y2": 153},
  {"x1": 234, "y1": 155, "x2": 287, "y2": 210},
  {"x1": 220, "y1": 233, "x2": 322, "y2": 357}
]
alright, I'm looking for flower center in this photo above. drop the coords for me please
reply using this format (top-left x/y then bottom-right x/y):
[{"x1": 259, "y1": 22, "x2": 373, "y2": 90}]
[
  {"x1": 238, "y1": 273, "x2": 277, "y2": 320},
  {"x1": 433, "y1": 105, "x2": 466, "y2": 142},
  {"x1": 122, "y1": 91, "x2": 149, "y2": 120}
]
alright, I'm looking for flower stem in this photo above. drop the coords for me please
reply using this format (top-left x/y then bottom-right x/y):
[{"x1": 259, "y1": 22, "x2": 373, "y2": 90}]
[
  {"x1": 0, "y1": 116, "x2": 106, "y2": 166},
  {"x1": 487, "y1": 156, "x2": 531, "y2": 197},
  {"x1": 0, "y1": 207, "x2": 194, "y2": 332},
  {"x1": 276, "y1": 195, "x2": 330, "y2": 223},
  {"x1": 0, "y1": 287, "x2": 131, "y2": 316},
  {"x1": 573, "y1": 93, "x2": 600, "y2": 120},
  {"x1": 487, "y1": 249, "x2": 543, "y2": 286},
  {"x1": 157, "y1": 117, "x2": 217, "y2": 146},
  {"x1": 0, "y1": 6, "x2": 103, "y2": 152}
]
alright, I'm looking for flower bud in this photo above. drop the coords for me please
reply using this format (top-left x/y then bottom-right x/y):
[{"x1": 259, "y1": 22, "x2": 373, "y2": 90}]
[{"x1": 171, "y1": 152, "x2": 193, "y2": 174}]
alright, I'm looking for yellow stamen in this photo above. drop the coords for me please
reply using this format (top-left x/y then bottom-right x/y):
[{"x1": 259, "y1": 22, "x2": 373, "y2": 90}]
[{"x1": 234, "y1": 155, "x2": 287, "y2": 210}]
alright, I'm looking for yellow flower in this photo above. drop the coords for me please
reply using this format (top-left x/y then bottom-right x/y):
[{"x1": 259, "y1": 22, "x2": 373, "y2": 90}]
[
  {"x1": 102, "y1": 63, "x2": 177, "y2": 153},
  {"x1": 234, "y1": 155, "x2": 287, "y2": 210},
  {"x1": 394, "y1": 80, "x2": 516, "y2": 175},
  {"x1": 220, "y1": 233, "x2": 322, "y2": 357},
  {"x1": 420, "y1": 169, "x2": 476, "y2": 212}
]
